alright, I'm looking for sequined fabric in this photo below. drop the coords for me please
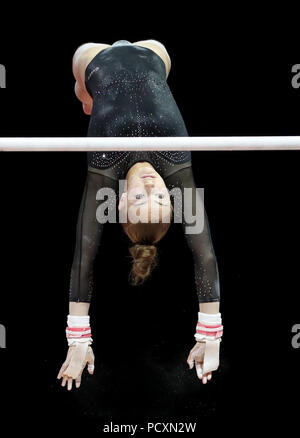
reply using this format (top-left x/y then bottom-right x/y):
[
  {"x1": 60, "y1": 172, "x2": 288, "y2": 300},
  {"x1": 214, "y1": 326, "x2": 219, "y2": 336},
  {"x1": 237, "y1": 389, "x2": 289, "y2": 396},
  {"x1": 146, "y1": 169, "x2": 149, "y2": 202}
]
[
  {"x1": 68, "y1": 42, "x2": 220, "y2": 303},
  {"x1": 84, "y1": 43, "x2": 191, "y2": 179}
]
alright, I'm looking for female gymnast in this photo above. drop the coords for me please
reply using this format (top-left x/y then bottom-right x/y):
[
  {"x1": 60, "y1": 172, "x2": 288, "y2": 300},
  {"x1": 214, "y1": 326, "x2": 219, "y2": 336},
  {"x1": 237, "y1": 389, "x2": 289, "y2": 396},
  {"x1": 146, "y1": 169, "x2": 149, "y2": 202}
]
[{"x1": 57, "y1": 40, "x2": 223, "y2": 391}]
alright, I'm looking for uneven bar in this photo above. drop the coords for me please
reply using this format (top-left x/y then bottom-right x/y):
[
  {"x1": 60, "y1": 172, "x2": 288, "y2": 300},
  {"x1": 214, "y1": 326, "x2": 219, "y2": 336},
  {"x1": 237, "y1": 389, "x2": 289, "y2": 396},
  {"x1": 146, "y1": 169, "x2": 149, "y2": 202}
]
[{"x1": 1, "y1": 136, "x2": 300, "y2": 151}]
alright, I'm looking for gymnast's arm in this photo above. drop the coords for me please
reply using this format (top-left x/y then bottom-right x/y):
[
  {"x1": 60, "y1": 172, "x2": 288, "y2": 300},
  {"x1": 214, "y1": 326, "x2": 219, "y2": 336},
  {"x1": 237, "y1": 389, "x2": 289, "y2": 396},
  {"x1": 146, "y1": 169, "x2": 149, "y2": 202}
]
[
  {"x1": 58, "y1": 171, "x2": 119, "y2": 390},
  {"x1": 69, "y1": 171, "x2": 119, "y2": 313},
  {"x1": 165, "y1": 166, "x2": 220, "y2": 314}
]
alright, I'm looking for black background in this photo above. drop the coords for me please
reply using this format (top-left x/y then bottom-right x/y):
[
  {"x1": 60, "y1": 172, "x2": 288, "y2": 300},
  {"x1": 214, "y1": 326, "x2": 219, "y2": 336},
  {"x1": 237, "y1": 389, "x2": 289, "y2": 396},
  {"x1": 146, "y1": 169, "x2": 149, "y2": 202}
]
[{"x1": 0, "y1": 7, "x2": 299, "y2": 435}]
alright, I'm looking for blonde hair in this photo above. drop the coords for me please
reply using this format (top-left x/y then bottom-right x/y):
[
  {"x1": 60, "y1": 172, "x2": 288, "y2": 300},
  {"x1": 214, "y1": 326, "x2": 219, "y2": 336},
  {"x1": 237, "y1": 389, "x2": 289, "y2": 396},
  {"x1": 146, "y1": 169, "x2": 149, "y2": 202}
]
[
  {"x1": 129, "y1": 243, "x2": 158, "y2": 286},
  {"x1": 124, "y1": 210, "x2": 173, "y2": 286}
]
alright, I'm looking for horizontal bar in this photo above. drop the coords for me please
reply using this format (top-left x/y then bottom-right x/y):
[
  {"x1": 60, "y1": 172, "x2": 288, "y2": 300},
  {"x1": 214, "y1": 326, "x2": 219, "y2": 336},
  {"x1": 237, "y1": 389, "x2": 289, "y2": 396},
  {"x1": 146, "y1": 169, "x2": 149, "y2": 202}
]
[{"x1": 1, "y1": 136, "x2": 300, "y2": 151}]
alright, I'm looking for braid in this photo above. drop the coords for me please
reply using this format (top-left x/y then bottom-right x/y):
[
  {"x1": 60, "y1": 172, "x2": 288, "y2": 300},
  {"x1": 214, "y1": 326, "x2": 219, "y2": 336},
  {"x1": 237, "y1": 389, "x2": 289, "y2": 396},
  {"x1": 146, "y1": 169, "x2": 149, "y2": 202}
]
[{"x1": 129, "y1": 244, "x2": 158, "y2": 286}]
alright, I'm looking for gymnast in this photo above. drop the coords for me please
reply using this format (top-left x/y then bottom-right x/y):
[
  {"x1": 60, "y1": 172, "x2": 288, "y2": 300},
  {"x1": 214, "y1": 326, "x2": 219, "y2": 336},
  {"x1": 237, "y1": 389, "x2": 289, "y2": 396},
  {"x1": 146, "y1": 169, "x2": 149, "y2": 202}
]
[{"x1": 57, "y1": 40, "x2": 223, "y2": 391}]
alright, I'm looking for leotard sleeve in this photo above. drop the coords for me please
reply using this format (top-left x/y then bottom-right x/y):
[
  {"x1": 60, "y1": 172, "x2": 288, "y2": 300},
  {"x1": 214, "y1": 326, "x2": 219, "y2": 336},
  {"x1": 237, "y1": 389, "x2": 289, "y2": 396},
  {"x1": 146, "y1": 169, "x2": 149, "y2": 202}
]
[
  {"x1": 69, "y1": 171, "x2": 118, "y2": 302},
  {"x1": 165, "y1": 166, "x2": 220, "y2": 303}
]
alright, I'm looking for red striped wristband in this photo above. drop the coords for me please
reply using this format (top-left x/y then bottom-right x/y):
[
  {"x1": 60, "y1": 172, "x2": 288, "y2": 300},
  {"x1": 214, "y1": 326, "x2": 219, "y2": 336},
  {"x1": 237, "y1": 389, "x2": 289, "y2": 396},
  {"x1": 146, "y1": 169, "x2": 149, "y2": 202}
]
[
  {"x1": 194, "y1": 312, "x2": 223, "y2": 342},
  {"x1": 66, "y1": 314, "x2": 92, "y2": 346}
]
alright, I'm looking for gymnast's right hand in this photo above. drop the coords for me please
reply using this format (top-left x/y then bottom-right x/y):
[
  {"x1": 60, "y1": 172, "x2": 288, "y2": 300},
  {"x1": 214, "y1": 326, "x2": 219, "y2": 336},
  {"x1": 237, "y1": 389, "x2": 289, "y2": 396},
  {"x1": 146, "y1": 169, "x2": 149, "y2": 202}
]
[{"x1": 57, "y1": 344, "x2": 95, "y2": 391}]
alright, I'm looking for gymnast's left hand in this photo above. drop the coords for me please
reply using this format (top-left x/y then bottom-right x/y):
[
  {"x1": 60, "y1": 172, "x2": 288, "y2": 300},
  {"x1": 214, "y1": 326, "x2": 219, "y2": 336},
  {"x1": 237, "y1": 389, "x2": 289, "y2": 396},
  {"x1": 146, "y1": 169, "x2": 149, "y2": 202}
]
[
  {"x1": 187, "y1": 341, "x2": 220, "y2": 384},
  {"x1": 57, "y1": 344, "x2": 95, "y2": 390}
]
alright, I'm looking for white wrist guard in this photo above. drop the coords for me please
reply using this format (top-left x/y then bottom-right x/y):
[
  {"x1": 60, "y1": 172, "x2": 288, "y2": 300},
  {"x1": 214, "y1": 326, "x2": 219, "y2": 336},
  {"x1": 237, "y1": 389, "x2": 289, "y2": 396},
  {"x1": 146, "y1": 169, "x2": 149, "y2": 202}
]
[
  {"x1": 66, "y1": 314, "x2": 93, "y2": 346},
  {"x1": 194, "y1": 312, "x2": 223, "y2": 342}
]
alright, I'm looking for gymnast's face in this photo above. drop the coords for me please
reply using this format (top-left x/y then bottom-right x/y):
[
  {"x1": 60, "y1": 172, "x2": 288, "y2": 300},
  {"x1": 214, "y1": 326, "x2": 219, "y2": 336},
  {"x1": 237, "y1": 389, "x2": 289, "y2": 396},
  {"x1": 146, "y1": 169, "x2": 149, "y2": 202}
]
[{"x1": 118, "y1": 163, "x2": 172, "y2": 223}]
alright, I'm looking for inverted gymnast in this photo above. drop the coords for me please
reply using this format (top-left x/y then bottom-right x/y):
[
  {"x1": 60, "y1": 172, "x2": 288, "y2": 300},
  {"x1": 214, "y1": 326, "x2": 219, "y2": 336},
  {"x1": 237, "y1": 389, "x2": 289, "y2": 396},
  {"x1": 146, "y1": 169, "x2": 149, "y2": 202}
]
[{"x1": 57, "y1": 40, "x2": 223, "y2": 391}]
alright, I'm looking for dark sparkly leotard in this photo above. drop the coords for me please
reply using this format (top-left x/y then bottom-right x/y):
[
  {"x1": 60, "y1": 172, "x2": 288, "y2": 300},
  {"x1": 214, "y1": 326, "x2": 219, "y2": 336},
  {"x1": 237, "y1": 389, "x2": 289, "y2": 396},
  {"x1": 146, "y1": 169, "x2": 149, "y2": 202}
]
[{"x1": 69, "y1": 41, "x2": 220, "y2": 303}]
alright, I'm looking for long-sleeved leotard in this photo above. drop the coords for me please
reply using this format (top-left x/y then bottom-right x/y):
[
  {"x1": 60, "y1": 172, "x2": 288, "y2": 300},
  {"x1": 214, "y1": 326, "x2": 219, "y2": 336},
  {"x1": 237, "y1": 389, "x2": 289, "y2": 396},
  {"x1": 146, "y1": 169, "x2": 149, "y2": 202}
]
[{"x1": 69, "y1": 41, "x2": 220, "y2": 303}]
